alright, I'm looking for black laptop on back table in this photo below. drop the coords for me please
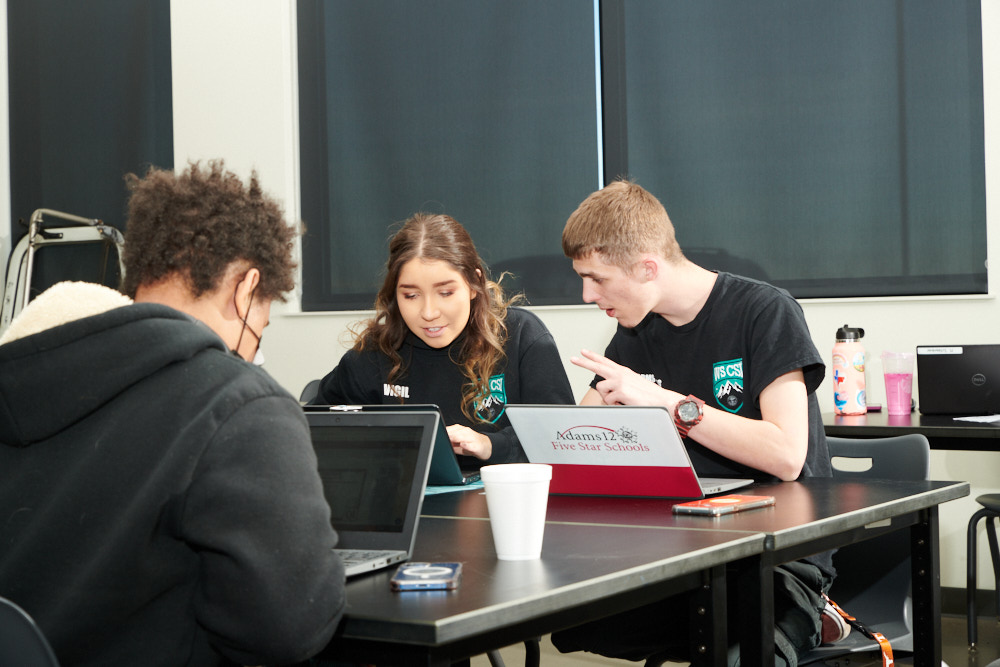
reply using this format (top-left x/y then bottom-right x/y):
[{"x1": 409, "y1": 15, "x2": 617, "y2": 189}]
[{"x1": 916, "y1": 344, "x2": 1000, "y2": 415}]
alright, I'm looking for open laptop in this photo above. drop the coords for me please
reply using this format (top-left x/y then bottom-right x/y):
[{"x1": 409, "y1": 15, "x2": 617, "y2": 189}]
[
  {"x1": 917, "y1": 345, "x2": 1000, "y2": 415},
  {"x1": 505, "y1": 404, "x2": 753, "y2": 499},
  {"x1": 305, "y1": 409, "x2": 436, "y2": 577},
  {"x1": 309, "y1": 404, "x2": 480, "y2": 485}
]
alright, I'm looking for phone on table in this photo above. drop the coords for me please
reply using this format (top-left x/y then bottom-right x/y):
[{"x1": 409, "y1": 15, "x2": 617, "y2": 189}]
[
  {"x1": 672, "y1": 494, "x2": 776, "y2": 516},
  {"x1": 390, "y1": 562, "x2": 463, "y2": 591}
]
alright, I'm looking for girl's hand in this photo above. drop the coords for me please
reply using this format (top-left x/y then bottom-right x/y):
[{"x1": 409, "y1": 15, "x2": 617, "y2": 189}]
[{"x1": 447, "y1": 424, "x2": 492, "y2": 460}]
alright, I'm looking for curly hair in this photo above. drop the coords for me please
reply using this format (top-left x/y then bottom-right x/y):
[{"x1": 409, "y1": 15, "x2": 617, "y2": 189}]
[
  {"x1": 121, "y1": 160, "x2": 297, "y2": 301},
  {"x1": 354, "y1": 213, "x2": 522, "y2": 423}
]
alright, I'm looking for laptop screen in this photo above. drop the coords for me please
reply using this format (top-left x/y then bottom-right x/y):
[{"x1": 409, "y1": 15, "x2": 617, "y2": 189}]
[
  {"x1": 305, "y1": 403, "x2": 474, "y2": 485},
  {"x1": 305, "y1": 410, "x2": 436, "y2": 552},
  {"x1": 312, "y1": 424, "x2": 421, "y2": 533}
]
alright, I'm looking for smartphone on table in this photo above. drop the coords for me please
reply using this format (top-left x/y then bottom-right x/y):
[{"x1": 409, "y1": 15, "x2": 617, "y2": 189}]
[{"x1": 390, "y1": 562, "x2": 463, "y2": 591}]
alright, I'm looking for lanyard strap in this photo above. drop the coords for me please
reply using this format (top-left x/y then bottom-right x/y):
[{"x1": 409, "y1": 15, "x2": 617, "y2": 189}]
[{"x1": 823, "y1": 594, "x2": 894, "y2": 667}]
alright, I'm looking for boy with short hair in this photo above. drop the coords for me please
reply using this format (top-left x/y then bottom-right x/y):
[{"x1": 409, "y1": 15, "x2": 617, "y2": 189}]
[{"x1": 552, "y1": 180, "x2": 842, "y2": 665}]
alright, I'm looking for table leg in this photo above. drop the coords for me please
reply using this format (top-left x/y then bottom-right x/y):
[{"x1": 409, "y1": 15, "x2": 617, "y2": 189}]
[
  {"x1": 689, "y1": 564, "x2": 728, "y2": 667},
  {"x1": 736, "y1": 552, "x2": 775, "y2": 665},
  {"x1": 911, "y1": 505, "x2": 942, "y2": 667}
]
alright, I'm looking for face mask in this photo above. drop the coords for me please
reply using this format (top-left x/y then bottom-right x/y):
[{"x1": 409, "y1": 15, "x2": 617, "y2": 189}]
[
  {"x1": 231, "y1": 336, "x2": 265, "y2": 365},
  {"x1": 233, "y1": 286, "x2": 264, "y2": 363}
]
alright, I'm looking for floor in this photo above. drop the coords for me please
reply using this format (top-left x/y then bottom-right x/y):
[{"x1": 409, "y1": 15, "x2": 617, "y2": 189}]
[{"x1": 471, "y1": 613, "x2": 1000, "y2": 667}]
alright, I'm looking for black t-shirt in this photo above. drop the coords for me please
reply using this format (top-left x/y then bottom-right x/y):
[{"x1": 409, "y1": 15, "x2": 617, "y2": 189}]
[
  {"x1": 597, "y1": 272, "x2": 831, "y2": 482},
  {"x1": 314, "y1": 307, "x2": 575, "y2": 467}
]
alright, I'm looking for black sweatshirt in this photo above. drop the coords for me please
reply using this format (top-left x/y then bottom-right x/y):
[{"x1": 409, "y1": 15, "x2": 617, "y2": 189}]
[
  {"x1": 313, "y1": 307, "x2": 575, "y2": 466},
  {"x1": 0, "y1": 301, "x2": 345, "y2": 666}
]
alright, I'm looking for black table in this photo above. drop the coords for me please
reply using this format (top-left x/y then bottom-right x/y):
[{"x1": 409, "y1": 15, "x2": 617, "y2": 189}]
[
  {"x1": 327, "y1": 478, "x2": 968, "y2": 666},
  {"x1": 323, "y1": 516, "x2": 765, "y2": 666},
  {"x1": 823, "y1": 410, "x2": 1000, "y2": 450}
]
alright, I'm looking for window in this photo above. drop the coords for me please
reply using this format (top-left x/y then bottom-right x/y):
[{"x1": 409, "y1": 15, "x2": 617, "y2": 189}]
[
  {"x1": 298, "y1": 0, "x2": 600, "y2": 309},
  {"x1": 6, "y1": 0, "x2": 173, "y2": 290},
  {"x1": 619, "y1": 0, "x2": 986, "y2": 298},
  {"x1": 299, "y1": 0, "x2": 986, "y2": 308}
]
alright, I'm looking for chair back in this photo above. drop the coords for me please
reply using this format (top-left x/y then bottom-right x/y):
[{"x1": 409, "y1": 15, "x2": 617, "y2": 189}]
[
  {"x1": 799, "y1": 433, "x2": 930, "y2": 664},
  {"x1": 827, "y1": 434, "x2": 930, "y2": 481},
  {"x1": 300, "y1": 378, "x2": 321, "y2": 404},
  {"x1": 0, "y1": 597, "x2": 60, "y2": 667}
]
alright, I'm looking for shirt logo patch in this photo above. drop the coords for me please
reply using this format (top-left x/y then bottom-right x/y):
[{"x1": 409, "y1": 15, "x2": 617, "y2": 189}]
[
  {"x1": 713, "y1": 358, "x2": 744, "y2": 413},
  {"x1": 476, "y1": 374, "x2": 507, "y2": 424}
]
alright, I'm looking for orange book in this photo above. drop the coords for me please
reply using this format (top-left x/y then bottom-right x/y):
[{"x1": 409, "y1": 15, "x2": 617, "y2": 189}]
[{"x1": 672, "y1": 494, "x2": 775, "y2": 516}]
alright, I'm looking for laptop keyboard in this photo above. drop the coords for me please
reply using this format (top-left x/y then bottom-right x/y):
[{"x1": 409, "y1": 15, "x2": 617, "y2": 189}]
[{"x1": 336, "y1": 549, "x2": 389, "y2": 565}]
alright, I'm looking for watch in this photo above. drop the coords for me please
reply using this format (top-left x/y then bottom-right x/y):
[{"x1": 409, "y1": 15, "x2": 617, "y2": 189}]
[{"x1": 674, "y1": 395, "x2": 705, "y2": 438}]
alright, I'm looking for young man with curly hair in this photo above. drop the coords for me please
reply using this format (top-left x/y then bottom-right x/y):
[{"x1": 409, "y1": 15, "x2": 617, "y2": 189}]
[{"x1": 0, "y1": 161, "x2": 345, "y2": 666}]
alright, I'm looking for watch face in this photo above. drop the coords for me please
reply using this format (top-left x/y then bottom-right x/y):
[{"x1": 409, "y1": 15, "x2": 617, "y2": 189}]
[{"x1": 678, "y1": 401, "x2": 701, "y2": 422}]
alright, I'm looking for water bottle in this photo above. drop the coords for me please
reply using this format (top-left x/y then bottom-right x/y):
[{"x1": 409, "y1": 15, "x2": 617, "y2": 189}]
[{"x1": 832, "y1": 324, "x2": 866, "y2": 415}]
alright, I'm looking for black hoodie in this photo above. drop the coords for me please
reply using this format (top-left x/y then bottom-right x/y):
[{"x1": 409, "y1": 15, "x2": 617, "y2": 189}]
[{"x1": 0, "y1": 301, "x2": 345, "y2": 666}]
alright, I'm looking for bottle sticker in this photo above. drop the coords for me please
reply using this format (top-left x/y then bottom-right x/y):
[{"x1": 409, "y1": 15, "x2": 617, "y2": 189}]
[{"x1": 851, "y1": 352, "x2": 865, "y2": 373}]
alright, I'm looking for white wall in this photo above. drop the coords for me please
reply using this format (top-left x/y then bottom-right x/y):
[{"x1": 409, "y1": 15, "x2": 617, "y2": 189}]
[{"x1": 97, "y1": 0, "x2": 1000, "y2": 590}]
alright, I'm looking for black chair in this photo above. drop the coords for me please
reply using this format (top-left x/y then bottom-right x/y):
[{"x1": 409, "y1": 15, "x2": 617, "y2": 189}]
[
  {"x1": 300, "y1": 378, "x2": 321, "y2": 404},
  {"x1": 798, "y1": 434, "x2": 930, "y2": 664},
  {"x1": 0, "y1": 596, "x2": 60, "y2": 667},
  {"x1": 967, "y1": 493, "x2": 1000, "y2": 648}
]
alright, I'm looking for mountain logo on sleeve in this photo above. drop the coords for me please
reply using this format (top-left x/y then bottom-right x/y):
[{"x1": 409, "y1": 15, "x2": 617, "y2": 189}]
[{"x1": 713, "y1": 358, "x2": 744, "y2": 413}]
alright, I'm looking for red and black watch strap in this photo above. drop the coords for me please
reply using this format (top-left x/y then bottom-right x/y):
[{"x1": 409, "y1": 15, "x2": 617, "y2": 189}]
[{"x1": 674, "y1": 394, "x2": 705, "y2": 439}]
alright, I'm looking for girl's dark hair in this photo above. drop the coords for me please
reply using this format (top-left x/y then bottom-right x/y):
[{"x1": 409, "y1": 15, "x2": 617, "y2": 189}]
[{"x1": 354, "y1": 213, "x2": 521, "y2": 422}]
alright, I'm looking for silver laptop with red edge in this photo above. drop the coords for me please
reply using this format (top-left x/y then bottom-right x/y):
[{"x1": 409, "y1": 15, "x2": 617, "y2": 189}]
[{"x1": 505, "y1": 404, "x2": 752, "y2": 499}]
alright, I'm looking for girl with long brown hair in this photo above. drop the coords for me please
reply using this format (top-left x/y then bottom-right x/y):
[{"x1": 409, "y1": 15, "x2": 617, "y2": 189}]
[{"x1": 312, "y1": 213, "x2": 573, "y2": 466}]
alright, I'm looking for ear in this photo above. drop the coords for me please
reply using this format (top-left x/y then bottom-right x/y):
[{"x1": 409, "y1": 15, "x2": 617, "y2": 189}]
[
  {"x1": 233, "y1": 268, "x2": 261, "y2": 319},
  {"x1": 640, "y1": 257, "x2": 658, "y2": 282},
  {"x1": 470, "y1": 268, "x2": 482, "y2": 300}
]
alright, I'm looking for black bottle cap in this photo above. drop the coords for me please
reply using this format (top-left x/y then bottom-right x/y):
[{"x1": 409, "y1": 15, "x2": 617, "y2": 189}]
[{"x1": 836, "y1": 324, "x2": 864, "y2": 341}]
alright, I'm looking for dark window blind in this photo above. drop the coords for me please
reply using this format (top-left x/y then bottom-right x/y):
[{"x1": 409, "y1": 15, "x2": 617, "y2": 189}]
[
  {"x1": 7, "y1": 0, "x2": 174, "y2": 290},
  {"x1": 298, "y1": 0, "x2": 599, "y2": 309},
  {"x1": 299, "y1": 0, "x2": 986, "y2": 308},
  {"x1": 621, "y1": 0, "x2": 986, "y2": 298}
]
